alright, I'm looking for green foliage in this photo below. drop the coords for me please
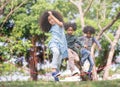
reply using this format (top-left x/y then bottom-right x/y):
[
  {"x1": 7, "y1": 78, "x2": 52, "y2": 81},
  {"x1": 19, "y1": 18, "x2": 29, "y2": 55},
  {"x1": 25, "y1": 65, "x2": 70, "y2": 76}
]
[
  {"x1": 75, "y1": 19, "x2": 82, "y2": 36},
  {"x1": 116, "y1": 39, "x2": 120, "y2": 56},
  {"x1": 53, "y1": 0, "x2": 78, "y2": 20},
  {"x1": 106, "y1": 32, "x2": 114, "y2": 41},
  {"x1": 95, "y1": 37, "x2": 110, "y2": 66},
  {"x1": 0, "y1": 36, "x2": 32, "y2": 60},
  {"x1": 0, "y1": 63, "x2": 18, "y2": 75},
  {"x1": 0, "y1": 0, "x2": 53, "y2": 60}
]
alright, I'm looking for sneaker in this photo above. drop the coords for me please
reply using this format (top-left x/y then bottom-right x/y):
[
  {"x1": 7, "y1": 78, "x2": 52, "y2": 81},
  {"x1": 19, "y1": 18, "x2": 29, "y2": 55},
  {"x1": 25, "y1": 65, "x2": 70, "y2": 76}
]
[
  {"x1": 52, "y1": 72, "x2": 60, "y2": 81},
  {"x1": 55, "y1": 72, "x2": 61, "y2": 77},
  {"x1": 72, "y1": 71, "x2": 78, "y2": 76},
  {"x1": 80, "y1": 61, "x2": 83, "y2": 66},
  {"x1": 87, "y1": 72, "x2": 92, "y2": 80}
]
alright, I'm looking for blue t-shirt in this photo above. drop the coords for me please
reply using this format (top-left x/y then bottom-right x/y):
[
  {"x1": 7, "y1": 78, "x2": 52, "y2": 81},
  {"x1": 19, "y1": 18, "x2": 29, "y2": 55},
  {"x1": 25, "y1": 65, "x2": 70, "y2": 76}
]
[{"x1": 48, "y1": 24, "x2": 68, "y2": 59}]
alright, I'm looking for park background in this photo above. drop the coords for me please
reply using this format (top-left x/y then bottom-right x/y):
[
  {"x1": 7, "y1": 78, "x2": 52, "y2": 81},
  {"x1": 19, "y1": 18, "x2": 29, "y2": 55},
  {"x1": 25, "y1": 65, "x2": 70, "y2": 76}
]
[{"x1": 0, "y1": 0, "x2": 120, "y2": 86}]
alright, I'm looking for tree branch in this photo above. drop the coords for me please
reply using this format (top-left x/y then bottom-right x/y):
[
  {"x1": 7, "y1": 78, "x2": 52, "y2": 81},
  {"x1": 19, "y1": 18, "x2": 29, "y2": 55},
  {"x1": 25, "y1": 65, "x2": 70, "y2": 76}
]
[
  {"x1": 0, "y1": 0, "x2": 28, "y2": 30},
  {"x1": 70, "y1": 0, "x2": 78, "y2": 7},
  {"x1": 70, "y1": 0, "x2": 85, "y2": 29},
  {"x1": 83, "y1": 0, "x2": 93, "y2": 17},
  {"x1": 97, "y1": 11, "x2": 120, "y2": 39},
  {"x1": 103, "y1": 26, "x2": 120, "y2": 80},
  {"x1": 98, "y1": 23, "x2": 112, "y2": 43},
  {"x1": 0, "y1": 0, "x2": 11, "y2": 15}
]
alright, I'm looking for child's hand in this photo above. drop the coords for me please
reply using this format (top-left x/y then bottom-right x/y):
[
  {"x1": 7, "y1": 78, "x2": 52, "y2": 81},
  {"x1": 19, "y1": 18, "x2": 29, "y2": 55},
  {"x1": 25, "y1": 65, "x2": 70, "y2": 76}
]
[
  {"x1": 48, "y1": 11, "x2": 52, "y2": 15},
  {"x1": 75, "y1": 43, "x2": 80, "y2": 48},
  {"x1": 84, "y1": 45, "x2": 88, "y2": 48},
  {"x1": 99, "y1": 47, "x2": 102, "y2": 51}
]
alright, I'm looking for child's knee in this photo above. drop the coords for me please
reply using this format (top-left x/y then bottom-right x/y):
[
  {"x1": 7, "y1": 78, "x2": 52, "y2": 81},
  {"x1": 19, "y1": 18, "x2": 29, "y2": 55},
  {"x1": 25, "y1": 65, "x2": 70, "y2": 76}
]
[
  {"x1": 90, "y1": 62, "x2": 94, "y2": 67},
  {"x1": 52, "y1": 48, "x2": 60, "y2": 56}
]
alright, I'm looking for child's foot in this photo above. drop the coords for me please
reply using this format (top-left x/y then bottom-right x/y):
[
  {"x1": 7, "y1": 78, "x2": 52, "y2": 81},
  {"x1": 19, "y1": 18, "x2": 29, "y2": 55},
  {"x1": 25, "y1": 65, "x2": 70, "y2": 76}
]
[
  {"x1": 52, "y1": 72, "x2": 61, "y2": 81},
  {"x1": 71, "y1": 70, "x2": 79, "y2": 76},
  {"x1": 87, "y1": 72, "x2": 92, "y2": 80},
  {"x1": 80, "y1": 61, "x2": 83, "y2": 66},
  {"x1": 72, "y1": 72, "x2": 78, "y2": 76}
]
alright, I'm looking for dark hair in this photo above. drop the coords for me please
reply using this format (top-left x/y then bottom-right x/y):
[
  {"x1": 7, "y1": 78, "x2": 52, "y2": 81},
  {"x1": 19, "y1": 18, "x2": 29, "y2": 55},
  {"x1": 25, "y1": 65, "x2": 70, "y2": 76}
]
[
  {"x1": 39, "y1": 10, "x2": 63, "y2": 32},
  {"x1": 64, "y1": 22, "x2": 77, "y2": 31},
  {"x1": 83, "y1": 26, "x2": 95, "y2": 34}
]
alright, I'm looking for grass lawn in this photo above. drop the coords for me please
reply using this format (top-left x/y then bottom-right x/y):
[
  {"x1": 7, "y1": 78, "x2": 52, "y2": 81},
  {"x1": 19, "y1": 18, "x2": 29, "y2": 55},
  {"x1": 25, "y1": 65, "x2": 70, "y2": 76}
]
[{"x1": 0, "y1": 79, "x2": 120, "y2": 87}]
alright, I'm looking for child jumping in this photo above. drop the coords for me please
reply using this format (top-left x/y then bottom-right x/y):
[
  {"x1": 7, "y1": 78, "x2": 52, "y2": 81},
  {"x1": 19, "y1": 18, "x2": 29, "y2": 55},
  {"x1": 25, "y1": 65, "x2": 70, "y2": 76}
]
[
  {"x1": 76, "y1": 26, "x2": 102, "y2": 79},
  {"x1": 39, "y1": 10, "x2": 68, "y2": 81},
  {"x1": 64, "y1": 22, "x2": 79, "y2": 76}
]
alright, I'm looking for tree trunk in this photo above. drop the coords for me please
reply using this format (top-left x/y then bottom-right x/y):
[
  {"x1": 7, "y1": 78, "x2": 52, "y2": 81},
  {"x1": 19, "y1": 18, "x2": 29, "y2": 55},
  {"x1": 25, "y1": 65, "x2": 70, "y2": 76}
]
[
  {"x1": 29, "y1": 36, "x2": 38, "y2": 81},
  {"x1": 103, "y1": 26, "x2": 120, "y2": 80},
  {"x1": 91, "y1": 12, "x2": 120, "y2": 80},
  {"x1": 70, "y1": 0, "x2": 85, "y2": 29},
  {"x1": 75, "y1": 61, "x2": 88, "y2": 81},
  {"x1": 78, "y1": 0, "x2": 85, "y2": 29},
  {"x1": 91, "y1": 46, "x2": 98, "y2": 80}
]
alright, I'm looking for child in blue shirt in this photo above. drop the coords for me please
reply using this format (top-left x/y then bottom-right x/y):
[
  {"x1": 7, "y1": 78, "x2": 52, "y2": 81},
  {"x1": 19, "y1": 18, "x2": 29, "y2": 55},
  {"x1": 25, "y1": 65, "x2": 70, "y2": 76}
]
[{"x1": 39, "y1": 10, "x2": 68, "y2": 81}]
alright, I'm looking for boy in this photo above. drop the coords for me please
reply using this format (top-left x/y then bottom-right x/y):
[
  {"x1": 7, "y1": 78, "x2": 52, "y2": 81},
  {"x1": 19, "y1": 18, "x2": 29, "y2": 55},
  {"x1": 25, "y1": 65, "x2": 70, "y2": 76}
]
[
  {"x1": 76, "y1": 26, "x2": 102, "y2": 79},
  {"x1": 64, "y1": 22, "x2": 79, "y2": 76}
]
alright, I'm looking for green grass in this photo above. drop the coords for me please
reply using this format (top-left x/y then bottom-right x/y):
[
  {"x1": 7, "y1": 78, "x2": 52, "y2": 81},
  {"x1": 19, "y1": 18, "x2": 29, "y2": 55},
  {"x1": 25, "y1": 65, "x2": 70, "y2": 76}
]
[{"x1": 0, "y1": 79, "x2": 120, "y2": 87}]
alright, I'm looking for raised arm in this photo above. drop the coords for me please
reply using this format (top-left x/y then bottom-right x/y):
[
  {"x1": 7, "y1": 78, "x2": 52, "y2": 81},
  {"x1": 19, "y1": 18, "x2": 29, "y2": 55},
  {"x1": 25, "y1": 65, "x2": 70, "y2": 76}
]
[
  {"x1": 48, "y1": 11, "x2": 63, "y2": 27},
  {"x1": 75, "y1": 36, "x2": 83, "y2": 48},
  {"x1": 93, "y1": 37, "x2": 102, "y2": 50}
]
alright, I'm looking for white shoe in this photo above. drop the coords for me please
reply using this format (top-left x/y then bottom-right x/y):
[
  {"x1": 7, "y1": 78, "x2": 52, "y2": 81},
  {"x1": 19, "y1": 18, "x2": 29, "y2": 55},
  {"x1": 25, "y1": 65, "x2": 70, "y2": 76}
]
[
  {"x1": 72, "y1": 71, "x2": 78, "y2": 76},
  {"x1": 55, "y1": 72, "x2": 61, "y2": 77}
]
